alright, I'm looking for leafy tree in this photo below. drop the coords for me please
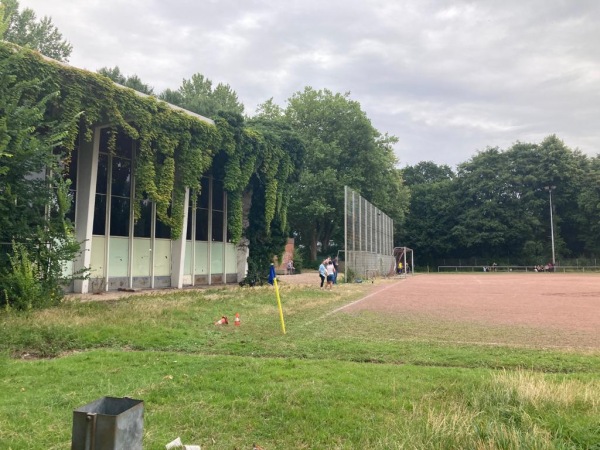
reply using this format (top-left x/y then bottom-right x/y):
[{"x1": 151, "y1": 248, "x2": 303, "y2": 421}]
[
  {"x1": 283, "y1": 87, "x2": 409, "y2": 260},
  {"x1": 535, "y1": 135, "x2": 588, "y2": 260},
  {"x1": 0, "y1": 0, "x2": 72, "y2": 61},
  {"x1": 441, "y1": 136, "x2": 589, "y2": 265},
  {"x1": 401, "y1": 137, "x2": 598, "y2": 267},
  {"x1": 163, "y1": 73, "x2": 244, "y2": 118},
  {"x1": 97, "y1": 66, "x2": 154, "y2": 95},
  {"x1": 255, "y1": 98, "x2": 284, "y2": 121},
  {"x1": 400, "y1": 162, "x2": 456, "y2": 265},
  {"x1": 402, "y1": 161, "x2": 454, "y2": 186},
  {"x1": 577, "y1": 156, "x2": 600, "y2": 255},
  {"x1": 159, "y1": 88, "x2": 185, "y2": 107},
  {"x1": 209, "y1": 112, "x2": 304, "y2": 282},
  {"x1": 0, "y1": 49, "x2": 80, "y2": 308},
  {"x1": 452, "y1": 146, "x2": 547, "y2": 262}
]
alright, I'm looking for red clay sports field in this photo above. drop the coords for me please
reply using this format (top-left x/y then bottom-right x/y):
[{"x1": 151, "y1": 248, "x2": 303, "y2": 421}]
[{"x1": 325, "y1": 273, "x2": 600, "y2": 349}]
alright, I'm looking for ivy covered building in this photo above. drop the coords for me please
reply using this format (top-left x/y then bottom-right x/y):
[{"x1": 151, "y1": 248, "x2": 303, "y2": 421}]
[
  {"x1": 1, "y1": 42, "x2": 302, "y2": 296},
  {"x1": 68, "y1": 126, "x2": 246, "y2": 293}
]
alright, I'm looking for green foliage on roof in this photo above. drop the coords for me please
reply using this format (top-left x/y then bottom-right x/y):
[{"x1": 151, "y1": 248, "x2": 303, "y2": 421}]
[{"x1": 0, "y1": 41, "x2": 301, "y2": 245}]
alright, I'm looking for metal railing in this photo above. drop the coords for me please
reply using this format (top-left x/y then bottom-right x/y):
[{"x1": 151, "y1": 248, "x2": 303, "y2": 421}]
[{"x1": 438, "y1": 265, "x2": 600, "y2": 273}]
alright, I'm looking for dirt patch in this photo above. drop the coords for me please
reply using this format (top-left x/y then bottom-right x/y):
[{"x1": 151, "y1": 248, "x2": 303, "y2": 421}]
[
  {"x1": 64, "y1": 272, "x2": 321, "y2": 303},
  {"x1": 277, "y1": 271, "x2": 322, "y2": 286}
]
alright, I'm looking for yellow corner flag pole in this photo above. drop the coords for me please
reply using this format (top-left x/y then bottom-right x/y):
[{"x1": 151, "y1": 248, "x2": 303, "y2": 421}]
[{"x1": 269, "y1": 264, "x2": 286, "y2": 334}]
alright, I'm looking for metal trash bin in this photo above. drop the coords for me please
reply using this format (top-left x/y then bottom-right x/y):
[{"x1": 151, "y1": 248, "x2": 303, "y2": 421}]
[{"x1": 72, "y1": 396, "x2": 144, "y2": 450}]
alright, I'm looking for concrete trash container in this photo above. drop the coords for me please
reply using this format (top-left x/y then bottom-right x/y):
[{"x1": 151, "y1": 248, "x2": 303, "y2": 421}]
[{"x1": 72, "y1": 396, "x2": 144, "y2": 450}]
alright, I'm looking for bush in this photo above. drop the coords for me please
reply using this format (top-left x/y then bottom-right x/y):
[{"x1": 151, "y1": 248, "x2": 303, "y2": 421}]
[
  {"x1": 1, "y1": 236, "x2": 81, "y2": 311},
  {"x1": 2, "y1": 243, "x2": 44, "y2": 311}
]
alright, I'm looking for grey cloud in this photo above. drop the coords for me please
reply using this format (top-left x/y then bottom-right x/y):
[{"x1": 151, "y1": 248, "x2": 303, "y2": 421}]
[{"x1": 17, "y1": 0, "x2": 600, "y2": 166}]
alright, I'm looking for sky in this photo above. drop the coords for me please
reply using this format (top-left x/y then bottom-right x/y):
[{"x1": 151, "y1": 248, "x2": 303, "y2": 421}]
[{"x1": 17, "y1": 0, "x2": 600, "y2": 168}]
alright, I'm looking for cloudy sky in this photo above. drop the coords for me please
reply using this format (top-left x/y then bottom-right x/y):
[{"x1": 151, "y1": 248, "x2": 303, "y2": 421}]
[{"x1": 17, "y1": 0, "x2": 600, "y2": 167}]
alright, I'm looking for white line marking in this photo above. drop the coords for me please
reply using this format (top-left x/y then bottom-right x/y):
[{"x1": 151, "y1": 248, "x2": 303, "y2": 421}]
[{"x1": 302, "y1": 282, "x2": 402, "y2": 327}]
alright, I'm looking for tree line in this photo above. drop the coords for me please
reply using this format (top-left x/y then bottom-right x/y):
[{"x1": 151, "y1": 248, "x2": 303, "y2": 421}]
[{"x1": 401, "y1": 136, "x2": 600, "y2": 267}]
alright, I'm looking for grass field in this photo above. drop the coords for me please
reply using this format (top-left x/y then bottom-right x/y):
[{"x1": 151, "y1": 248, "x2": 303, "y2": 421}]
[{"x1": 1, "y1": 275, "x2": 599, "y2": 449}]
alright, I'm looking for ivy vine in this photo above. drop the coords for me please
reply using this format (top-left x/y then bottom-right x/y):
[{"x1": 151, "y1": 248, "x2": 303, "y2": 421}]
[{"x1": 1, "y1": 43, "x2": 304, "y2": 273}]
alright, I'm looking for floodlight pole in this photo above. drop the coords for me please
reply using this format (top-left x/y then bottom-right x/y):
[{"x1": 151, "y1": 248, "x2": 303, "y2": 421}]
[{"x1": 544, "y1": 186, "x2": 556, "y2": 265}]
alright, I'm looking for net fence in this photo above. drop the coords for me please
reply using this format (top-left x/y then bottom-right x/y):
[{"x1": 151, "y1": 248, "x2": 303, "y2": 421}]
[{"x1": 343, "y1": 186, "x2": 395, "y2": 279}]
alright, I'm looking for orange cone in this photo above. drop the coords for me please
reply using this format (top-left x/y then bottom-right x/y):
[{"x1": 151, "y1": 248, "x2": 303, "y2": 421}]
[
  {"x1": 234, "y1": 313, "x2": 240, "y2": 326},
  {"x1": 214, "y1": 315, "x2": 228, "y2": 325}
]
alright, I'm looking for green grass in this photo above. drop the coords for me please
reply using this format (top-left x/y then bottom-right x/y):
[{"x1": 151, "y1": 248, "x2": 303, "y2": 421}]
[{"x1": 1, "y1": 281, "x2": 599, "y2": 449}]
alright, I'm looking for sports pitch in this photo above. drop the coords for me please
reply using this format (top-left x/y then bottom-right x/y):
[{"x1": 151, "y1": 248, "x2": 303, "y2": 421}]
[{"x1": 334, "y1": 273, "x2": 600, "y2": 349}]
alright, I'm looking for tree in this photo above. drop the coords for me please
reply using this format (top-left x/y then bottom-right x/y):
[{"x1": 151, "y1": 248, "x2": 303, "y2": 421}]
[
  {"x1": 451, "y1": 146, "x2": 548, "y2": 262},
  {"x1": 577, "y1": 156, "x2": 600, "y2": 255},
  {"x1": 400, "y1": 162, "x2": 456, "y2": 265},
  {"x1": 255, "y1": 98, "x2": 284, "y2": 121},
  {"x1": 97, "y1": 66, "x2": 154, "y2": 95},
  {"x1": 402, "y1": 161, "x2": 454, "y2": 186},
  {"x1": 162, "y1": 73, "x2": 244, "y2": 118},
  {"x1": 0, "y1": 48, "x2": 80, "y2": 309},
  {"x1": 0, "y1": 0, "x2": 72, "y2": 61},
  {"x1": 283, "y1": 87, "x2": 409, "y2": 260},
  {"x1": 441, "y1": 136, "x2": 590, "y2": 265},
  {"x1": 208, "y1": 111, "x2": 304, "y2": 282},
  {"x1": 535, "y1": 135, "x2": 588, "y2": 259},
  {"x1": 158, "y1": 88, "x2": 185, "y2": 107}
]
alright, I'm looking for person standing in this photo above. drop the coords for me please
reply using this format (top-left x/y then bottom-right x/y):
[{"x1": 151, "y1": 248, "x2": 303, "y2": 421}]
[
  {"x1": 318, "y1": 259, "x2": 327, "y2": 289},
  {"x1": 332, "y1": 256, "x2": 339, "y2": 284},
  {"x1": 326, "y1": 258, "x2": 336, "y2": 289}
]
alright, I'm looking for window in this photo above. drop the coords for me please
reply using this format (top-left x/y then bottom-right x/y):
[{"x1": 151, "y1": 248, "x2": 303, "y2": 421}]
[
  {"x1": 134, "y1": 199, "x2": 152, "y2": 238},
  {"x1": 195, "y1": 208, "x2": 208, "y2": 241},
  {"x1": 211, "y1": 179, "x2": 224, "y2": 242}
]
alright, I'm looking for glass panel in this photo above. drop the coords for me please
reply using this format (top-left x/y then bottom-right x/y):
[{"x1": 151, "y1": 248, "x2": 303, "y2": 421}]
[
  {"x1": 132, "y1": 238, "x2": 151, "y2": 276},
  {"x1": 194, "y1": 241, "x2": 209, "y2": 274},
  {"x1": 90, "y1": 236, "x2": 106, "y2": 277},
  {"x1": 212, "y1": 179, "x2": 223, "y2": 211},
  {"x1": 134, "y1": 199, "x2": 152, "y2": 238},
  {"x1": 195, "y1": 208, "x2": 208, "y2": 241},
  {"x1": 96, "y1": 154, "x2": 109, "y2": 194},
  {"x1": 110, "y1": 197, "x2": 130, "y2": 237},
  {"x1": 115, "y1": 132, "x2": 133, "y2": 159},
  {"x1": 225, "y1": 243, "x2": 237, "y2": 273},
  {"x1": 99, "y1": 128, "x2": 110, "y2": 154},
  {"x1": 225, "y1": 193, "x2": 231, "y2": 242},
  {"x1": 212, "y1": 210, "x2": 223, "y2": 242},
  {"x1": 66, "y1": 190, "x2": 76, "y2": 223},
  {"x1": 155, "y1": 217, "x2": 171, "y2": 239},
  {"x1": 184, "y1": 241, "x2": 193, "y2": 275},
  {"x1": 68, "y1": 147, "x2": 78, "y2": 187},
  {"x1": 211, "y1": 242, "x2": 223, "y2": 272},
  {"x1": 93, "y1": 194, "x2": 107, "y2": 235},
  {"x1": 111, "y1": 158, "x2": 131, "y2": 197},
  {"x1": 198, "y1": 177, "x2": 210, "y2": 209},
  {"x1": 186, "y1": 205, "x2": 193, "y2": 240},
  {"x1": 108, "y1": 236, "x2": 129, "y2": 277},
  {"x1": 154, "y1": 239, "x2": 171, "y2": 276}
]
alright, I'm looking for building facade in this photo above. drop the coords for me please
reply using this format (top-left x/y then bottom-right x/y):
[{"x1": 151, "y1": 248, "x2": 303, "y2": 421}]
[{"x1": 69, "y1": 124, "x2": 247, "y2": 294}]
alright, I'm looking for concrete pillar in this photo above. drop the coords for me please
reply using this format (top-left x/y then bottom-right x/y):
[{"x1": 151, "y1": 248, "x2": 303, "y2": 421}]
[
  {"x1": 236, "y1": 238, "x2": 249, "y2": 283},
  {"x1": 73, "y1": 130, "x2": 100, "y2": 293},
  {"x1": 170, "y1": 188, "x2": 190, "y2": 289}
]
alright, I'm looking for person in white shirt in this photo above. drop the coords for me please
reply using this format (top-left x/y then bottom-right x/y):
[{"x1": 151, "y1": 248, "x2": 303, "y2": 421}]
[{"x1": 325, "y1": 258, "x2": 336, "y2": 289}]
